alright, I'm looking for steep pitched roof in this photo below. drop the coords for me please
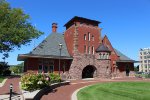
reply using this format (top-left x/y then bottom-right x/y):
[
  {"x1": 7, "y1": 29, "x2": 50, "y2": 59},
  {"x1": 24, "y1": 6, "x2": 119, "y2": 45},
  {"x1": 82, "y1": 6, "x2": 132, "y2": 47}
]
[
  {"x1": 96, "y1": 44, "x2": 111, "y2": 52},
  {"x1": 30, "y1": 32, "x2": 70, "y2": 57},
  {"x1": 18, "y1": 32, "x2": 72, "y2": 61},
  {"x1": 114, "y1": 49, "x2": 135, "y2": 62}
]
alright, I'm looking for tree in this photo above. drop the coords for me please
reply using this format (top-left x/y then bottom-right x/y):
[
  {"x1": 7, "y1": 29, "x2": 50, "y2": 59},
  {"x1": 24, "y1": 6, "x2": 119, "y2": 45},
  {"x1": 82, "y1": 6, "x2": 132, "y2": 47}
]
[
  {"x1": 10, "y1": 62, "x2": 24, "y2": 74},
  {"x1": 0, "y1": 0, "x2": 43, "y2": 58}
]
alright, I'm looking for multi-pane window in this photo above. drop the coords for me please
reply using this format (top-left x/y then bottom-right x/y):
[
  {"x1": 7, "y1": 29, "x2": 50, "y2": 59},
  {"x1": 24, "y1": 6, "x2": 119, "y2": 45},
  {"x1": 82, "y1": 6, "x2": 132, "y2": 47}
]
[
  {"x1": 49, "y1": 60, "x2": 54, "y2": 73},
  {"x1": 38, "y1": 65, "x2": 43, "y2": 73},
  {"x1": 99, "y1": 53, "x2": 109, "y2": 59},
  {"x1": 84, "y1": 34, "x2": 86, "y2": 40},
  {"x1": 145, "y1": 64, "x2": 147, "y2": 68},
  {"x1": 88, "y1": 32, "x2": 90, "y2": 41},
  {"x1": 147, "y1": 55, "x2": 150, "y2": 58},
  {"x1": 144, "y1": 56, "x2": 147, "y2": 59},
  {"x1": 44, "y1": 66, "x2": 48, "y2": 73},
  {"x1": 144, "y1": 60, "x2": 147, "y2": 63},
  {"x1": 49, "y1": 65, "x2": 54, "y2": 73}
]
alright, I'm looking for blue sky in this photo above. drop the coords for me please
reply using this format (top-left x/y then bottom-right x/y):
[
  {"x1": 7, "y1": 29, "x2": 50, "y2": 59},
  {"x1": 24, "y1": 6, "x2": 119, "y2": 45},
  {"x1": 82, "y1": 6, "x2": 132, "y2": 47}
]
[{"x1": 1, "y1": 0, "x2": 150, "y2": 65}]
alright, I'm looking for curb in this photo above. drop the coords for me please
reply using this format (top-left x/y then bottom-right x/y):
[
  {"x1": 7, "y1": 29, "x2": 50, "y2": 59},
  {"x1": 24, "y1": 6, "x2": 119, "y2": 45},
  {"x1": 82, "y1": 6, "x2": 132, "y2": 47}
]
[
  {"x1": 21, "y1": 81, "x2": 70, "y2": 100},
  {"x1": 0, "y1": 78, "x2": 7, "y2": 87},
  {"x1": 71, "y1": 84, "x2": 93, "y2": 100}
]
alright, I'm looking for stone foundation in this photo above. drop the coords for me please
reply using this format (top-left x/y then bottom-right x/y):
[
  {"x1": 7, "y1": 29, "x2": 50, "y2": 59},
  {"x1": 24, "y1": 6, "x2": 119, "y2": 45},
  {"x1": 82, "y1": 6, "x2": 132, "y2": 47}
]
[{"x1": 68, "y1": 53, "x2": 111, "y2": 79}]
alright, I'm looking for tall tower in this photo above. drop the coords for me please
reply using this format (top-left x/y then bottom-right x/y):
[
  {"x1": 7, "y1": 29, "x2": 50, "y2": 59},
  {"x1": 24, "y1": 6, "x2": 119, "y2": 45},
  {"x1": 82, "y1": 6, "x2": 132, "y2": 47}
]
[{"x1": 64, "y1": 16, "x2": 102, "y2": 56}]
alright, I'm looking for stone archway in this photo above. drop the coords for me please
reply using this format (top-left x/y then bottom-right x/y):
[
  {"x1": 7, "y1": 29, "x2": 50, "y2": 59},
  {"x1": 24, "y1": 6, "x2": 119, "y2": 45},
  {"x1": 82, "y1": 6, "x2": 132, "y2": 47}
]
[{"x1": 82, "y1": 65, "x2": 96, "y2": 78}]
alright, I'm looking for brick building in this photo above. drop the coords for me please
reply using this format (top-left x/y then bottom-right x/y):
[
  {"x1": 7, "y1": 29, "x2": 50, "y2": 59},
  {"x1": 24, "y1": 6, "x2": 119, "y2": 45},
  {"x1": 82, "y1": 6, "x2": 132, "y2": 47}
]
[{"x1": 18, "y1": 16, "x2": 135, "y2": 79}]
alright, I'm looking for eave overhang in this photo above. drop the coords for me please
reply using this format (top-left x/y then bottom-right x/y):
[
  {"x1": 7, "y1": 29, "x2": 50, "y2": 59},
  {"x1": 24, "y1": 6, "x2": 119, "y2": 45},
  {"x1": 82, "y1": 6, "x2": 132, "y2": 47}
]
[{"x1": 17, "y1": 54, "x2": 73, "y2": 61}]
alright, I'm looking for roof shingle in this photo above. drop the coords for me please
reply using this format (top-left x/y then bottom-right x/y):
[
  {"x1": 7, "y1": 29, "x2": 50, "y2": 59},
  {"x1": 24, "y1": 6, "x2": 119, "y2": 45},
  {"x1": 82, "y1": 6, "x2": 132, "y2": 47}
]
[{"x1": 31, "y1": 32, "x2": 71, "y2": 57}]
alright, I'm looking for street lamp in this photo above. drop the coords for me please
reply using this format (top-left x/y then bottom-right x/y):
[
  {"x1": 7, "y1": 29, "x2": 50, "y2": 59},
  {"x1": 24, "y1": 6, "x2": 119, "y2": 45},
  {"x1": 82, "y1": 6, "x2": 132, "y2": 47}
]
[{"x1": 59, "y1": 43, "x2": 63, "y2": 76}]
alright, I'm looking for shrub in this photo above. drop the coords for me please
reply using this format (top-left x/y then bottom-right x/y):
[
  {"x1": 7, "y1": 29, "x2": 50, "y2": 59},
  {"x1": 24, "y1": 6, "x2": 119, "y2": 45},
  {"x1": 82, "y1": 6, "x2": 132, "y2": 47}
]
[
  {"x1": 21, "y1": 72, "x2": 61, "y2": 91},
  {"x1": 21, "y1": 73, "x2": 50, "y2": 91},
  {"x1": 145, "y1": 74, "x2": 150, "y2": 78},
  {"x1": 3, "y1": 69, "x2": 11, "y2": 76},
  {"x1": 49, "y1": 73, "x2": 61, "y2": 83}
]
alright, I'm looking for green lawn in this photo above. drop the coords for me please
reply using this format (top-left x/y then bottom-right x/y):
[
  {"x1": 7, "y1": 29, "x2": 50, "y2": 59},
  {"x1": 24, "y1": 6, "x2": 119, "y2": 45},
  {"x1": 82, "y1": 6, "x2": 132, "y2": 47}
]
[
  {"x1": 0, "y1": 76, "x2": 6, "y2": 83},
  {"x1": 77, "y1": 82, "x2": 150, "y2": 100}
]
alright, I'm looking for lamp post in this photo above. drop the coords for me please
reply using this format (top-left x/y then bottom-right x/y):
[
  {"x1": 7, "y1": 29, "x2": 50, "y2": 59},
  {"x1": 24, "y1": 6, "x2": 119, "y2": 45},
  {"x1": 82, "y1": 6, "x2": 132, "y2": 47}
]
[
  {"x1": 59, "y1": 43, "x2": 62, "y2": 76},
  {"x1": 9, "y1": 83, "x2": 13, "y2": 100}
]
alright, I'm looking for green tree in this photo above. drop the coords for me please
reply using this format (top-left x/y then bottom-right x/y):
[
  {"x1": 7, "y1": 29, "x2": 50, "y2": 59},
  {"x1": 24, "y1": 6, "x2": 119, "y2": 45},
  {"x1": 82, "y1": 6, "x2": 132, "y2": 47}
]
[
  {"x1": 10, "y1": 62, "x2": 24, "y2": 74},
  {"x1": 0, "y1": 0, "x2": 43, "y2": 58}
]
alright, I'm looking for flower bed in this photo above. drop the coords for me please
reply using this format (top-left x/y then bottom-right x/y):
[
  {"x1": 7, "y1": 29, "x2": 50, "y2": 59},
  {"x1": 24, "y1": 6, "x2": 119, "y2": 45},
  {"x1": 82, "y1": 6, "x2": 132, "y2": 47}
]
[{"x1": 21, "y1": 72, "x2": 61, "y2": 91}]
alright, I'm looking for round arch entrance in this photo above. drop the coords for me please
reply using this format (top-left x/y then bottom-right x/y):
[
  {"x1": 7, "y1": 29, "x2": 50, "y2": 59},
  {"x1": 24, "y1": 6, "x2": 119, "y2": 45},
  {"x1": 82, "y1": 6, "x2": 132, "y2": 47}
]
[{"x1": 82, "y1": 65, "x2": 96, "y2": 78}]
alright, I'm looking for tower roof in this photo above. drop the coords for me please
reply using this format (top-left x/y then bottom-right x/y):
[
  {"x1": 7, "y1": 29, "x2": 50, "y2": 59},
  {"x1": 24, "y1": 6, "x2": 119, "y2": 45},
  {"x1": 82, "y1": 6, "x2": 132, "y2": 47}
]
[{"x1": 96, "y1": 44, "x2": 111, "y2": 52}]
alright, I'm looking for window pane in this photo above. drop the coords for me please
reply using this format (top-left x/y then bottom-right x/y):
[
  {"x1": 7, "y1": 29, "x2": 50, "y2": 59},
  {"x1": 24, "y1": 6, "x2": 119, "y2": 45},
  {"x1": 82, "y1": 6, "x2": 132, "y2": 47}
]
[
  {"x1": 38, "y1": 65, "x2": 43, "y2": 73},
  {"x1": 49, "y1": 66, "x2": 54, "y2": 73},
  {"x1": 44, "y1": 66, "x2": 48, "y2": 73}
]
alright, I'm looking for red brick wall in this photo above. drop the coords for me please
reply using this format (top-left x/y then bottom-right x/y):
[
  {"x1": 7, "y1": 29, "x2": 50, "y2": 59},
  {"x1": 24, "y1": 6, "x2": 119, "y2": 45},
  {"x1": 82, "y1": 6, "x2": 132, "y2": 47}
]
[
  {"x1": 77, "y1": 24, "x2": 101, "y2": 54},
  {"x1": 64, "y1": 21, "x2": 101, "y2": 56},
  {"x1": 102, "y1": 36, "x2": 119, "y2": 72},
  {"x1": 24, "y1": 58, "x2": 72, "y2": 73},
  {"x1": 64, "y1": 26, "x2": 75, "y2": 56}
]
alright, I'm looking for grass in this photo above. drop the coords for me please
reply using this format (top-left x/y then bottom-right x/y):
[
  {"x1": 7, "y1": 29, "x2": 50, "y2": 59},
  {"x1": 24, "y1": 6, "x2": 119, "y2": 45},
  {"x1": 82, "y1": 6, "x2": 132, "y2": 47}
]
[
  {"x1": 77, "y1": 82, "x2": 150, "y2": 100},
  {"x1": 0, "y1": 76, "x2": 6, "y2": 83}
]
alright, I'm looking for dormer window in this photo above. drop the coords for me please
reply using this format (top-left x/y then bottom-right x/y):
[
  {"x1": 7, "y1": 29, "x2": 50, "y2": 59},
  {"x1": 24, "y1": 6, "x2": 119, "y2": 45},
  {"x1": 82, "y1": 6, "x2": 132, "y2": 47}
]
[{"x1": 99, "y1": 53, "x2": 109, "y2": 59}]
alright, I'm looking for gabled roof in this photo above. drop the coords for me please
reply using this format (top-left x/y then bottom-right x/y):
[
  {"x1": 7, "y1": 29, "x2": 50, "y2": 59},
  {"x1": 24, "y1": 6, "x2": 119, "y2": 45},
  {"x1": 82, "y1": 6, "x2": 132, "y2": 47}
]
[
  {"x1": 96, "y1": 44, "x2": 111, "y2": 52},
  {"x1": 18, "y1": 32, "x2": 72, "y2": 61},
  {"x1": 31, "y1": 32, "x2": 70, "y2": 57},
  {"x1": 114, "y1": 49, "x2": 135, "y2": 62}
]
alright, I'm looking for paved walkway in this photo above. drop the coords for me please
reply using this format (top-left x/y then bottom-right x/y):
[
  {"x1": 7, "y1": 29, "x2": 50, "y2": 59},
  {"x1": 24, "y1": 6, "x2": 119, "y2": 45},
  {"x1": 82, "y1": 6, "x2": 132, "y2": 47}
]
[
  {"x1": 0, "y1": 76, "x2": 149, "y2": 100},
  {"x1": 0, "y1": 75, "x2": 22, "y2": 100},
  {"x1": 41, "y1": 77, "x2": 150, "y2": 100}
]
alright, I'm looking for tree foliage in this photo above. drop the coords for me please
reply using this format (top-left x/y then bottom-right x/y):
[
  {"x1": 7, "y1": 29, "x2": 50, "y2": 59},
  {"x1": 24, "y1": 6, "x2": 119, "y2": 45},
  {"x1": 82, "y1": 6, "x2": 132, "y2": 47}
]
[
  {"x1": 10, "y1": 62, "x2": 24, "y2": 74},
  {"x1": 0, "y1": 0, "x2": 43, "y2": 57}
]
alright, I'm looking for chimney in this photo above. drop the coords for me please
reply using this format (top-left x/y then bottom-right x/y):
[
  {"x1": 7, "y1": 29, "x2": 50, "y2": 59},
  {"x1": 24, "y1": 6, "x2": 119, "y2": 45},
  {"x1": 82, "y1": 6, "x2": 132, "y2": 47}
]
[{"x1": 52, "y1": 23, "x2": 57, "y2": 33}]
